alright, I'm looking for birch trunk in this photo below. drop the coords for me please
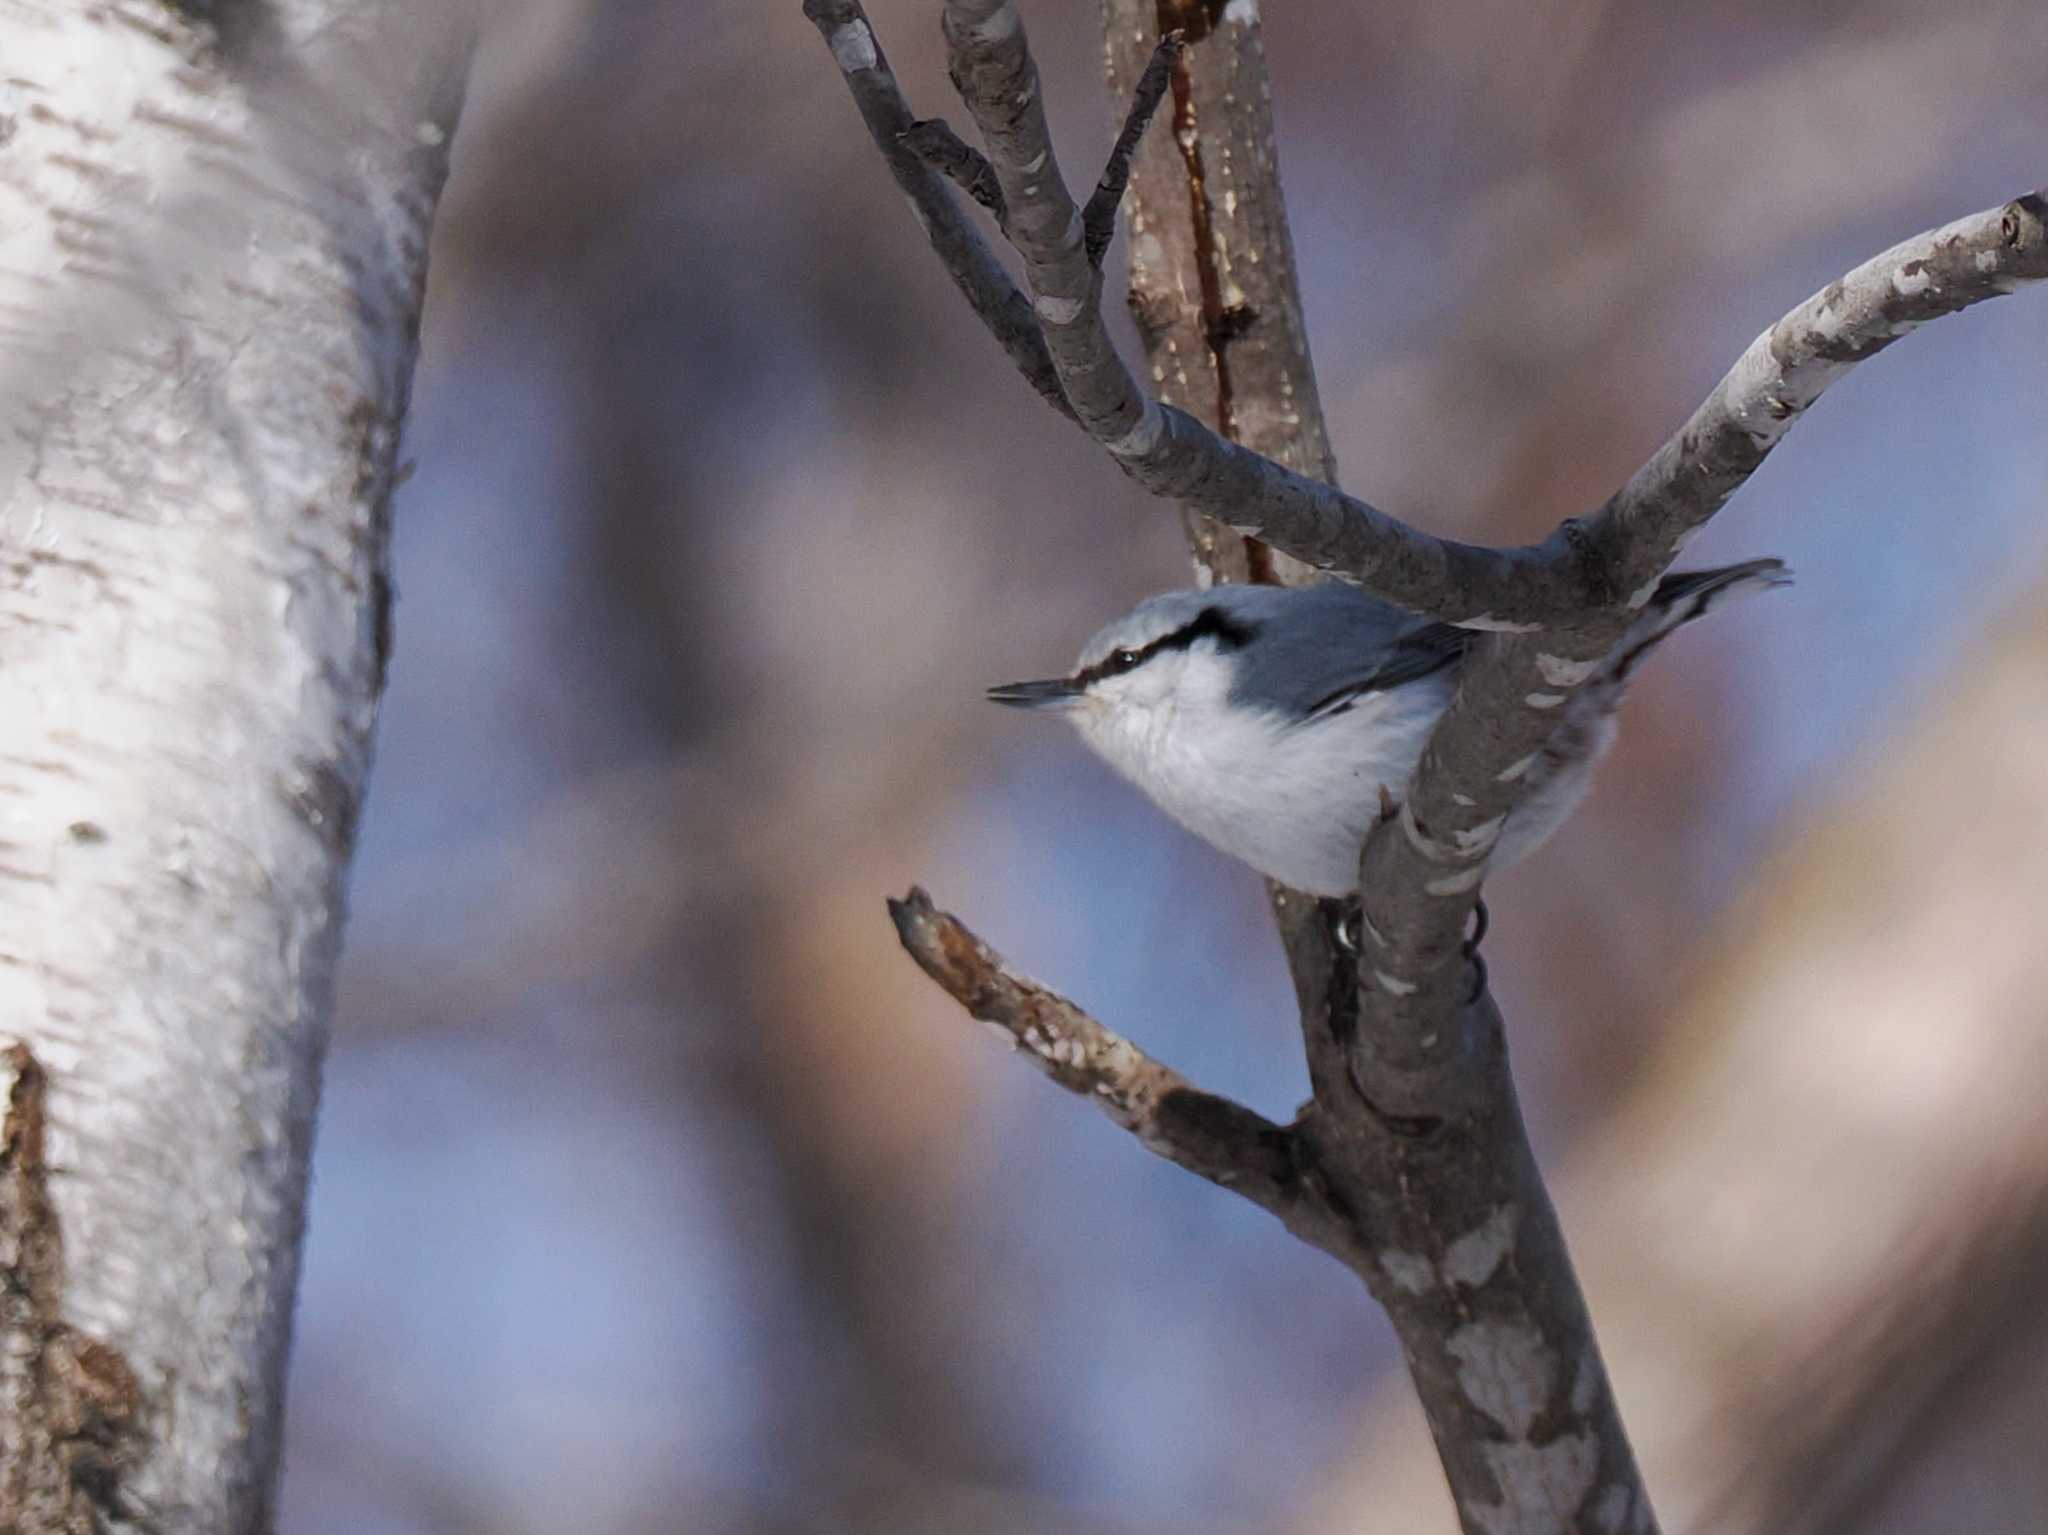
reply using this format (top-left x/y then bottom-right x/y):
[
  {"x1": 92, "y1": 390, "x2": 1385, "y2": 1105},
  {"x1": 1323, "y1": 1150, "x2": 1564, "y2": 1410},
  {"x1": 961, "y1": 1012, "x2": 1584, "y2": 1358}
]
[{"x1": 0, "y1": 4, "x2": 464, "y2": 1527}]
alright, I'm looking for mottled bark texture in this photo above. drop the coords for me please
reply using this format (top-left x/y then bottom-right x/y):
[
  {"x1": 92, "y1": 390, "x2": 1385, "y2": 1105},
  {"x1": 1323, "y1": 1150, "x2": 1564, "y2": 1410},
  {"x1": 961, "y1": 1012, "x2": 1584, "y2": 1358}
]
[
  {"x1": 1104, "y1": 0, "x2": 1335, "y2": 586},
  {"x1": 0, "y1": 3, "x2": 466, "y2": 1528},
  {"x1": 805, "y1": 2, "x2": 2048, "y2": 1531},
  {"x1": 810, "y1": 0, "x2": 1073, "y2": 420},
  {"x1": 805, "y1": 0, "x2": 1594, "y2": 629},
  {"x1": 0, "y1": 1047, "x2": 142, "y2": 1535},
  {"x1": 1097, "y1": 14, "x2": 1648, "y2": 1525},
  {"x1": 889, "y1": 891, "x2": 1343, "y2": 1249}
]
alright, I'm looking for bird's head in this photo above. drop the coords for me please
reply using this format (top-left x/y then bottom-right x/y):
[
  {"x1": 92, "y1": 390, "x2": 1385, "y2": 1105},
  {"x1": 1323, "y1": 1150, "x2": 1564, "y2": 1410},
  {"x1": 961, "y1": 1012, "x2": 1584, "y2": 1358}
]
[{"x1": 987, "y1": 590, "x2": 1264, "y2": 747}]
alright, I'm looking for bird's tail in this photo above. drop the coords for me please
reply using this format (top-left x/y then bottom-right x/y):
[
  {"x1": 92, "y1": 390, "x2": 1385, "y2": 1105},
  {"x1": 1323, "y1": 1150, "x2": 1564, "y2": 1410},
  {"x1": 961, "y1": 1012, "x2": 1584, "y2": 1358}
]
[{"x1": 1609, "y1": 557, "x2": 1791, "y2": 682}]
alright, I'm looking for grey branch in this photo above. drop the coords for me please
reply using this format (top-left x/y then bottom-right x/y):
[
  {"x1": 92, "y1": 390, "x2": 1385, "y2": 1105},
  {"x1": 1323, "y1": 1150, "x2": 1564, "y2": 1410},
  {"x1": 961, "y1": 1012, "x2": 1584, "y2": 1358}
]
[
  {"x1": 811, "y1": 0, "x2": 2048, "y2": 636},
  {"x1": 1348, "y1": 189, "x2": 2048, "y2": 1092},
  {"x1": 1081, "y1": 31, "x2": 1182, "y2": 267},
  {"x1": 895, "y1": 888, "x2": 1651, "y2": 1534},
  {"x1": 847, "y1": 0, "x2": 1591, "y2": 627},
  {"x1": 934, "y1": 0, "x2": 1160, "y2": 455},
  {"x1": 1583, "y1": 192, "x2": 2048, "y2": 599},
  {"x1": 900, "y1": 118, "x2": 1006, "y2": 226},
  {"x1": 800, "y1": 0, "x2": 1073, "y2": 421},
  {"x1": 887, "y1": 888, "x2": 1336, "y2": 1236}
]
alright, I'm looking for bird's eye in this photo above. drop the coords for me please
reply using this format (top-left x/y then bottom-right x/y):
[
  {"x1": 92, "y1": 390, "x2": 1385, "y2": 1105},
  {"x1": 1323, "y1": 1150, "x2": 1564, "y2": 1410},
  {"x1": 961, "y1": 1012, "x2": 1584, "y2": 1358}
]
[{"x1": 1111, "y1": 648, "x2": 1141, "y2": 672}]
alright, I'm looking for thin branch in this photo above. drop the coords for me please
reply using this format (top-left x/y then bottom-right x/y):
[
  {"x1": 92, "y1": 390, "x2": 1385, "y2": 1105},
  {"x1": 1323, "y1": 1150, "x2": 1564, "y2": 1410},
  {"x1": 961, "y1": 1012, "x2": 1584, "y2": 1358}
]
[
  {"x1": 900, "y1": 118, "x2": 1006, "y2": 226},
  {"x1": 800, "y1": 0, "x2": 1073, "y2": 421},
  {"x1": 1348, "y1": 189, "x2": 2048, "y2": 1085},
  {"x1": 1585, "y1": 192, "x2": 2048, "y2": 600},
  {"x1": 919, "y1": 0, "x2": 1597, "y2": 628},
  {"x1": 814, "y1": 1, "x2": 2048, "y2": 637},
  {"x1": 797, "y1": 8, "x2": 1567, "y2": 607},
  {"x1": 888, "y1": 887, "x2": 1339, "y2": 1236},
  {"x1": 1081, "y1": 30, "x2": 1182, "y2": 267},
  {"x1": 933, "y1": 0, "x2": 1161, "y2": 443}
]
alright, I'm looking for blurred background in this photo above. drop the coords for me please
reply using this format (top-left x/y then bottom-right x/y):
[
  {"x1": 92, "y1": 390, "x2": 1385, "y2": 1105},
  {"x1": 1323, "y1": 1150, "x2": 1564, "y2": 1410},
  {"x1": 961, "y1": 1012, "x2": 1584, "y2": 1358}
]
[{"x1": 278, "y1": 0, "x2": 2048, "y2": 1530}]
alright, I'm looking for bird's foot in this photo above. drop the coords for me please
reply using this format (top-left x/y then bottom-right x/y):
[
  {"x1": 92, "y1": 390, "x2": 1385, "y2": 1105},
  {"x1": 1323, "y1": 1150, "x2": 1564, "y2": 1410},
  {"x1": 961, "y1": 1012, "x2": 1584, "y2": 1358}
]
[{"x1": 1461, "y1": 897, "x2": 1489, "y2": 1005}]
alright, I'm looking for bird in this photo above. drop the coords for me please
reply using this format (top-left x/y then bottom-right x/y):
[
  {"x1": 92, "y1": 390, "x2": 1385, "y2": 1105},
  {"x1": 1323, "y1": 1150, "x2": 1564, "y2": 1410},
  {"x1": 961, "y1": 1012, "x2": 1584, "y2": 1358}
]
[{"x1": 988, "y1": 560, "x2": 1788, "y2": 897}]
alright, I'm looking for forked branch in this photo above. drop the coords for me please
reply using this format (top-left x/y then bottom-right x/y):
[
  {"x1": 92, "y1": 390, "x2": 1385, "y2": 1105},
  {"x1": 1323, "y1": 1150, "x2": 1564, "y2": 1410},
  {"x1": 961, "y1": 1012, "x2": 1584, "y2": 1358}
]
[
  {"x1": 810, "y1": 3, "x2": 2048, "y2": 1531},
  {"x1": 806, "y1": 0, "x2": 1595, "y2": 627},
  {"x1": 889, "y1": 888, "x2": 1346, "y2": 1246},
  {"x1": 1351, "y1": 190, "x2": 2048, "y2": 1071},
  {"x1": 892, "y1": 887, "x2": 1653, "y2": 1535},
  {"x1": 807, "y1": 0, "x2": 2048, "y2": 638},
  {"x1": 900, "y1": 117, "x2": 1006, "y2": 226},
  {"x1": 803, "y1": 0, "x2": 1072, "y2": 419}
]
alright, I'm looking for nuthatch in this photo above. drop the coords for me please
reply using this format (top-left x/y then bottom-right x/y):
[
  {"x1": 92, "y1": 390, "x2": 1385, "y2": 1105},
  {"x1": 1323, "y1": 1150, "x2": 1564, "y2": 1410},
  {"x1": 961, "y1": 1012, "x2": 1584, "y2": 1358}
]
[{"x1": 990, "y1": 561, "x2": 1788, "y2": 896}]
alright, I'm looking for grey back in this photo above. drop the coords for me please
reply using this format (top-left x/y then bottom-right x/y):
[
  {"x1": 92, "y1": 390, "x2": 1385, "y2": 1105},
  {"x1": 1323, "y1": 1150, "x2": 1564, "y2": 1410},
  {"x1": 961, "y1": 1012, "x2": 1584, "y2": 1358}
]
[{"x1": 1213, "y1": 582, "x2": 1469, "y2": 721}]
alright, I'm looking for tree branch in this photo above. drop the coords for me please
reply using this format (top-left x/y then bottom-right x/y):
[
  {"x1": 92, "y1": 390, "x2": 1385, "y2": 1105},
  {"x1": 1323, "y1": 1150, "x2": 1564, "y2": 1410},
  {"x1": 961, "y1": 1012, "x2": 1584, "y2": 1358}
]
[
  {"x1": 935, "y1": 0, "x2": 1150, "y2": 428},
  {"x1": 801, "y1": 0, "x2": 1073, "y2": 421},
  {"x1": 900, "y1": 117, "x2": 1007, "y2": 227},
  {"x1": 1348, "y1": 189, "x2": 2048, "y2": 1088},
  {"x1": 895, "y1": 886, "x2": 1653, "y2": 1535},
  {"x1": 1584, "y1": 192, "x2": 2048, "y2": 602},
  {"x1": 1081, "y1": 31, "x2": 1182, "y2": 268},
  {"x1": 887, "y1": 887, "x2": 1338, "y2": 1238},
  {"x1": 814, "y1": 0, "x2": 1591, "y2": 626},
  {"x1": 811, "y1": 0, "x2": 2048, "y2": 638}
]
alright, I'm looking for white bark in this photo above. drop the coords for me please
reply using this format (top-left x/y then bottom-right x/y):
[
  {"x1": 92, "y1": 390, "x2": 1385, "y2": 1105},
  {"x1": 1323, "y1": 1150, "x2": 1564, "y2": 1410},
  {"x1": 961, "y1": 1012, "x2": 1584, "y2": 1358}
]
[{"x1": 0, "y1": 2, "x2": 463, "y2": 1527}]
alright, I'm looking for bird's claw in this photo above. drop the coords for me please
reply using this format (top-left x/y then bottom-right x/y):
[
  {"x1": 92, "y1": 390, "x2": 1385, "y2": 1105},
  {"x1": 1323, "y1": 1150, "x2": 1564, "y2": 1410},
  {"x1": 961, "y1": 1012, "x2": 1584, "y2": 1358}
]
[
  {"x1": 1460, "y1": 897, "x2": 1489, "y2": 1005},
  {"x1": 1334, "y1": 898, "x2": 1486, "y2": 1002},
  {"x1": 1332, "y1": 905, "x2": 1361, "y2": 955}
]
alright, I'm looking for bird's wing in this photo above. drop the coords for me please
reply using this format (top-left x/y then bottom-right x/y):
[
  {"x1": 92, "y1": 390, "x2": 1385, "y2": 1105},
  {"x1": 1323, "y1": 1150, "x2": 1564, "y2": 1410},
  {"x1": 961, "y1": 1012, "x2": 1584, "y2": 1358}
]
[
  {"x1": 1296, "y1": 624, "x2": 1468, "y2": 723},
  {"x1": 1226, "y1": 584, "x2": 1471, "y2": 725}
]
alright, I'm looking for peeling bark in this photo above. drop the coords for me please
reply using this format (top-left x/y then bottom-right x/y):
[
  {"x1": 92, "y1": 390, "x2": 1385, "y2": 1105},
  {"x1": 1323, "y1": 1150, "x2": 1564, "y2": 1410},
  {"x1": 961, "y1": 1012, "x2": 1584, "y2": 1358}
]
[
  {"x1": 0, "y1": 3, "x2": 467, "y2": 1526},
  {"x1": 0, "y1": 1046, "x2": 143, "y2": 1535},
  {"x1": 1108, "y1": 0, "x2": 1336, "y2": 585}
]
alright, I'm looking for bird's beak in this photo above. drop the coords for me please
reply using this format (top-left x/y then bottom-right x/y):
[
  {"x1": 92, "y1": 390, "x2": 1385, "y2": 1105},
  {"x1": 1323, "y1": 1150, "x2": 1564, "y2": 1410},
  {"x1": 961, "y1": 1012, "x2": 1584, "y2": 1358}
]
[{"x1": 986, "y1": 677, "x2": 1082, "y2": 711}]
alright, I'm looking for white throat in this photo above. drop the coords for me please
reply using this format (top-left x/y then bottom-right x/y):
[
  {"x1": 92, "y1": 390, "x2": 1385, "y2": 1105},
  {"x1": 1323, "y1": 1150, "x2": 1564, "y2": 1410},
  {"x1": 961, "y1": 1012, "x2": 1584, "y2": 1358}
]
[{"x1": 1073, "y1": 653, "x2": 1452, "y2": 896}]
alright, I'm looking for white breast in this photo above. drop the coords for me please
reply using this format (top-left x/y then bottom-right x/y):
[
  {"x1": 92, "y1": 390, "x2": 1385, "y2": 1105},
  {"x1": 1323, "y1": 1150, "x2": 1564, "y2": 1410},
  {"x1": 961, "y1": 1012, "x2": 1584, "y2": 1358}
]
[
  {"x1": 1072, "y1": 662, "x2": 1612, "y2": 896},
  {"x1": 1076, "y1": 664, "x2": 1454, "y2": 897}
]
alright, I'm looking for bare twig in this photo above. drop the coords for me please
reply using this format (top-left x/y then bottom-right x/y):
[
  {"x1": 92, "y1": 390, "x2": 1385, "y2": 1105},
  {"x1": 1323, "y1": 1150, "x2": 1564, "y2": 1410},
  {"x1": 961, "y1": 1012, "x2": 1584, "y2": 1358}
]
[
  {"x1": 1582, "y1": 192, "x2": 2048, "y2": 600},
  {"x1": 915, "y1": 0, "x2": 1595, "y2": 627},
  {"x1": 932, "y1": 0, "x2": 1167, "y2": 450},
  {"x1": 900, "y1": 118, "x2": 1006, "y2": 226},
  {"x1": 1081, "y1": 31, "x2": 1182, "y2": 267},
  {"x1": 801, "y1": 0, "x2": 1073, "y2": 421},
  {"x1": 812, "y1": 0, "x2": 2048, "y2": 635},
  {"x1": 887, "y1": 888, "x2": 1342, "y2": 1241}
]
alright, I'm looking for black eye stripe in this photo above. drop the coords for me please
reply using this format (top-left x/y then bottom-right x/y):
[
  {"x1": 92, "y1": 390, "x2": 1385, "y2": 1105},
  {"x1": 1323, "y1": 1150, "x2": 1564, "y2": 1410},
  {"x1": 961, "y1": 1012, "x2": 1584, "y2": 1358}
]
[{"x1": 1074, "y1": 606, "x2": 1260, "y2": 687}]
